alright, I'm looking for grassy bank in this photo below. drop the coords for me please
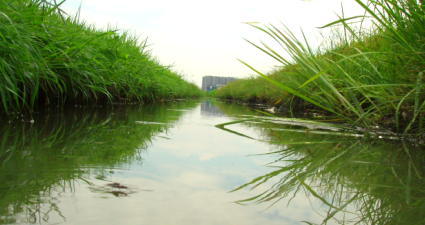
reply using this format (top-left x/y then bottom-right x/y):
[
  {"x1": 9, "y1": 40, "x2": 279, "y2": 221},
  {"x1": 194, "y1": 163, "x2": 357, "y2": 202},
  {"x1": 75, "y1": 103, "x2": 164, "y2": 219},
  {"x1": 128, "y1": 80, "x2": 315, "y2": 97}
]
[
  {"x1": 212, "y1": 72, "x2": 289, "y2": 105},
  {"x1": 216, "y1": 0, "x2": 425, "y2": 135},
  {"x1": 0, "y1": 0, "x2": 201, "y2": 113}
]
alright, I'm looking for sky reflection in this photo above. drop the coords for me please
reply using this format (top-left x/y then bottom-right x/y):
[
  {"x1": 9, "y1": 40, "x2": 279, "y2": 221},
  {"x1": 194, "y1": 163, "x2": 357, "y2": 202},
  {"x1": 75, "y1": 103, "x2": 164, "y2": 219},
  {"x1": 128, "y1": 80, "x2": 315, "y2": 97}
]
[{"x1": 2, "y1": 101, "x2": 334, "y2": 225}]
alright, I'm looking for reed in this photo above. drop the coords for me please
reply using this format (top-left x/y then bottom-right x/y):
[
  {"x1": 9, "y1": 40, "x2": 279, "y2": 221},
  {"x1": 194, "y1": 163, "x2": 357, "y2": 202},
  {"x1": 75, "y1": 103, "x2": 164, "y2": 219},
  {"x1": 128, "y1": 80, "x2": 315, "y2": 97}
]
[
  {"x1": 0, "y1": 0, "x2": 201, "y2": 113},
  {"x1": 217, "y1": 0, "x2": 425, "y2": 135}
]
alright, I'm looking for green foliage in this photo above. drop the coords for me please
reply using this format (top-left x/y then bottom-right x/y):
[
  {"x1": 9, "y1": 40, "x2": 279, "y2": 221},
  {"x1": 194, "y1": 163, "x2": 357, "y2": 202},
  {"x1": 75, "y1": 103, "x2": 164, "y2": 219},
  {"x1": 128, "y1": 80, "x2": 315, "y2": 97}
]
[
  {"x1": 215, "y1": 72, "x2": 290, "y2": 104},
  {"x1": 216, "y1": 0, "x2": 425, "y2": 135},
  {"x1": 0, "y1": 0, "x2": 201, "y2": 113}
]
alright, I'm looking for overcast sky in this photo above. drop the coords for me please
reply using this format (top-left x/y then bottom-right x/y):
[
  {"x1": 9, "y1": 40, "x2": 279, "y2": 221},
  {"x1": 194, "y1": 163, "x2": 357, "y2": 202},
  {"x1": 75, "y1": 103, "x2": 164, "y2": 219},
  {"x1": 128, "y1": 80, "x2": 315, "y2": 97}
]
[{"x1": 62, "y1": 0, "x2": 365, "y2": 86}]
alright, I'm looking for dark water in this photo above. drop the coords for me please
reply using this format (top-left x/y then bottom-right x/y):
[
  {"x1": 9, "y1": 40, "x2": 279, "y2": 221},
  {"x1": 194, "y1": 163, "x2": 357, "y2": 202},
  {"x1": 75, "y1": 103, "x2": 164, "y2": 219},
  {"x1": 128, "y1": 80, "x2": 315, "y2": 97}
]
[{"x1": 0, "y1": 100, "x2": 424, "y2": 225}]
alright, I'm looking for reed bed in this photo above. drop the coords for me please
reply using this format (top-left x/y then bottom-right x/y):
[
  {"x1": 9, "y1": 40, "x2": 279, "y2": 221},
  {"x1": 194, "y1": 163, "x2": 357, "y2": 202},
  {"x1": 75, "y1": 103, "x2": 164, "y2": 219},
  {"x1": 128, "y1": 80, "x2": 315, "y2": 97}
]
[
  {"x1": 217, "y1": 0, "x2": 425, "y2": 135},
  {"x1": 0, "y1": 0, "x2": 201, "y2": 113}
]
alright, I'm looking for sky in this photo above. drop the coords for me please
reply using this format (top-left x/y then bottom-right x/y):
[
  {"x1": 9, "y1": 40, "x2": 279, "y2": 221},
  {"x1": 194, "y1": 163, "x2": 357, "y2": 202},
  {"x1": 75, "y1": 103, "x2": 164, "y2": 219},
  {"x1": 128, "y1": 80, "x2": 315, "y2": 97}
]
[{"x1": 62, "y1": 0, "x2": 365, "y2": 87}]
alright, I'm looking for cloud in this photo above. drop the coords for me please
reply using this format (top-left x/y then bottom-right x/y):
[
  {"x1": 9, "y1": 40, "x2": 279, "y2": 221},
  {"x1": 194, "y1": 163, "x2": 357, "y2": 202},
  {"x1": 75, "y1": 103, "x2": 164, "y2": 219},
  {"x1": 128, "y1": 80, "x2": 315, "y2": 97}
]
[{"x1": 62, "y1": 0, "x2": 365, "y2": 86}]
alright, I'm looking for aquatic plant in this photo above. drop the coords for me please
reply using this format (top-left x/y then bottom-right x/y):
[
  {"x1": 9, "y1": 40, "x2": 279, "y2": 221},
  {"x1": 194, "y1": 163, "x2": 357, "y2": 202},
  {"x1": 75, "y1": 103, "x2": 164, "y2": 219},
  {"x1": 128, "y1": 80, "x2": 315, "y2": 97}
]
[
  {"x1": 0, "y1": 0, "x2": 201, "y2": 113},
  {"x1": 217, "y1": 0, "x2": 425, "y2": 135}
]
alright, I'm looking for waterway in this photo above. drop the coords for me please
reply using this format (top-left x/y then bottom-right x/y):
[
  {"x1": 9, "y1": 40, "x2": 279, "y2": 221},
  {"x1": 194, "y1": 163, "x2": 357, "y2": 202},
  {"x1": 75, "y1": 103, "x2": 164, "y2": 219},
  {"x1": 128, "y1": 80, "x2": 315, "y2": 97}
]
[{"x1": 0, "y1": 100, "x2": 424, "y2": 225}]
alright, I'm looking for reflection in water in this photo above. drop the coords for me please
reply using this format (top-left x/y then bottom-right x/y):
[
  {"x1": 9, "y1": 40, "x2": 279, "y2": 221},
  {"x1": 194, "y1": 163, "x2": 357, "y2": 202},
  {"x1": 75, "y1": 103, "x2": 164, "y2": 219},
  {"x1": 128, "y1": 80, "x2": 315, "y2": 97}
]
[
  {"x1": 200, "y1": 100, "x2": 225, "y2": 117},
  {"x1": 214, "y1": 102, "x2": 425, "y2": 225},
  {"x1": 1, "y1": 100, "x2": 423, "y2": 225},
  {"x1": 0, "y1": 101, "x2": 197, "y2": 224},
  {"x1": 0, "y1": 100, "x2": 338, "y2": 225}
]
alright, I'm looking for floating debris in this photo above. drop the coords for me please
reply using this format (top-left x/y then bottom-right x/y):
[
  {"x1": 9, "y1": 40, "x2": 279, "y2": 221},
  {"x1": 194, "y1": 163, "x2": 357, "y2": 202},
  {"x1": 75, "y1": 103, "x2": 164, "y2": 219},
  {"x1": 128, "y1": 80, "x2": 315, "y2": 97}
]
[
  {"x1": 216, "y1": 115, "x2": 412, "y2": 141},
  {"x1": 110, "y1": 191, "x2": 129, "y2": 197},
  {"x1": 157, "y1": 135, "x2": 171, "y2": 140},
  {"x1": 106, "y1": 182, "x2": 128, "y2": 189},
  {"x1": 89, "y1": 182, "x2": 138, "y2": 198},
  {"x1": 167, "y1": 109, "x2": 191, "y2": 112},
  {"x1": 135, "y1": 121, "x2": 167, "y2": 125}
]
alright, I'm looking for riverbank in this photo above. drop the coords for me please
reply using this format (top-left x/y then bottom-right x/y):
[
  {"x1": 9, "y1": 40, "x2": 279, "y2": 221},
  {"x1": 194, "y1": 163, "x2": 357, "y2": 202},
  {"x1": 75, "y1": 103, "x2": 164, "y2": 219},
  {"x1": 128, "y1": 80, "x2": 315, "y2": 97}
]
[
  {"x1": 0, "y1": 0, "x2": 202, "y2": 113},
  {"x1": 216, "y1": 0, "x2": 424, "y2": 135}
]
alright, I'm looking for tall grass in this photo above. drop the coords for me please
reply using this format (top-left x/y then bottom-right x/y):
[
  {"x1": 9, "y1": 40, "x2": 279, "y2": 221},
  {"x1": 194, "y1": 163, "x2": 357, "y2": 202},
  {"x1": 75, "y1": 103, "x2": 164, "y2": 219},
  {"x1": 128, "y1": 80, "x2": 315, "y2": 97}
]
[
  {"x1": 0, "y1": 0, "x2": 201, "y2": 113},
  {"x1": 217, "y1": 0, "x2": 425, "y2": 135}
]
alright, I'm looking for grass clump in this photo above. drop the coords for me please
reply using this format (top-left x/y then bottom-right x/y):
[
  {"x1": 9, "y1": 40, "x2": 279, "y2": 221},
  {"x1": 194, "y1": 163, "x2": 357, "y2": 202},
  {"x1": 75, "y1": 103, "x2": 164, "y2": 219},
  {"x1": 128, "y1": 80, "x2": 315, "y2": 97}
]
[
  {"x1": 0, "y1": 0, "x2": 201, "y2": 113},
  {"x1": 217, "y1": 0, "x2": 425, "y2": 135},
  {"x1": 214, "y1": 73, "x2": 287, "y2": 104}
]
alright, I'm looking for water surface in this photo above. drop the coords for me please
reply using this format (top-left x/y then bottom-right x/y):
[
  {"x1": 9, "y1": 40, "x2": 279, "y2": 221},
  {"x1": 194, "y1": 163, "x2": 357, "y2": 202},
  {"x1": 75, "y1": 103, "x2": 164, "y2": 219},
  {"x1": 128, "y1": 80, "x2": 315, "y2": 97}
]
[{"x1": 0, "y1": 100, "x2": 424, "y2": 225}]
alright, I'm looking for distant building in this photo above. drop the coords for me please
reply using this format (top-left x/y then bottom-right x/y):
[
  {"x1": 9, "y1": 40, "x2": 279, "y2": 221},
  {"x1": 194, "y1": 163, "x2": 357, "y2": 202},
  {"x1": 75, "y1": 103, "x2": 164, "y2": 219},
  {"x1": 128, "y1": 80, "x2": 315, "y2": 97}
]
[{"x1": 202, "y1": 76, "x2": 237, "y2": 91}]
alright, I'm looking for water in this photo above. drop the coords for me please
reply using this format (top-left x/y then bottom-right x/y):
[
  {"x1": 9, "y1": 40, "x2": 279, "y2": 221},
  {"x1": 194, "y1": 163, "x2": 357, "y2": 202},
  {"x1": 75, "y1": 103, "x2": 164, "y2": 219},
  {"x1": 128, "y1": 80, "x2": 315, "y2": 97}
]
[{"x1": 0, "y1": 100, "x2": 424, "y2": 225}]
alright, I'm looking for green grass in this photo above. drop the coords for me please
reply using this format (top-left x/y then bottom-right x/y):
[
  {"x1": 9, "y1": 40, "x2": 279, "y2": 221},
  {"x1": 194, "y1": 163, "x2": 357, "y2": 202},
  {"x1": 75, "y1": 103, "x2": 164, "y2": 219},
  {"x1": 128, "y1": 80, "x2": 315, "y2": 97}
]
[
  {"x1": 0, "y1": 0, "x2": 201, "y2": 113},
  {"x1": 213, "y1": 72, "x2": 289, "y2": 104},
  {"x1": 216, "y1": 0, "x2": 425, "y2": 135}
]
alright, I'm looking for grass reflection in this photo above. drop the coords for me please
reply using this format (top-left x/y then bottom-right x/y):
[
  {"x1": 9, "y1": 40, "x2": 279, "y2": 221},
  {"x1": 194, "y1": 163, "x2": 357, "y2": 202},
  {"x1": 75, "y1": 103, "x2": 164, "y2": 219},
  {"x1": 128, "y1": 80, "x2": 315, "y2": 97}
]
[
  {"x1": 0, "y1": 101, "x2": 197, "y2": 224},
  {"x1": 215, "y1": 103, "x2": 425, "y2": 224}
]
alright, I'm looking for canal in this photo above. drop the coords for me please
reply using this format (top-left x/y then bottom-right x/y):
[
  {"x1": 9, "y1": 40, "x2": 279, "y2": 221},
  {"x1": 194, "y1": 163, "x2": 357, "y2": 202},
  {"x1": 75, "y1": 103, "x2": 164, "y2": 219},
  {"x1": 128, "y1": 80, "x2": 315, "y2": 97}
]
[{"x1": 0, "y1": 100, "x2": 424, "y2": 224}]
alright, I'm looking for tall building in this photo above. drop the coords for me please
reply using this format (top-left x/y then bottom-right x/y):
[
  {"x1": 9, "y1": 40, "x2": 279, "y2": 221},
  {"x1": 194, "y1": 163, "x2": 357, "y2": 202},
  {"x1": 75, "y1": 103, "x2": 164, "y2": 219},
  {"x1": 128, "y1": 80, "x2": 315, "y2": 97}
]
[{"x1": 201, "y1": 76, "x2": 237, "y2": 91}]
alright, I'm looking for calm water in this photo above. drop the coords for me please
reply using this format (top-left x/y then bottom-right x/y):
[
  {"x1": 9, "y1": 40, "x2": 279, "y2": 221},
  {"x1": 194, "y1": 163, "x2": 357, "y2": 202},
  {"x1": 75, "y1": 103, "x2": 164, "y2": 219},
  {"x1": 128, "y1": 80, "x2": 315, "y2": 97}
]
[{"x1": 0, "y1": 100, "x2": 424, "y2": 225}]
